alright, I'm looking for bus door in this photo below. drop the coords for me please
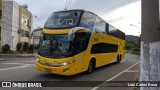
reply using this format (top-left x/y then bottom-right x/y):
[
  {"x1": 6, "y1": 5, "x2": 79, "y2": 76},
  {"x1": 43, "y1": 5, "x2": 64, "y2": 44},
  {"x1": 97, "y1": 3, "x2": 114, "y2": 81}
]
[{"x1": 73, "y1": 39, "x2": 85, "y2": 72}]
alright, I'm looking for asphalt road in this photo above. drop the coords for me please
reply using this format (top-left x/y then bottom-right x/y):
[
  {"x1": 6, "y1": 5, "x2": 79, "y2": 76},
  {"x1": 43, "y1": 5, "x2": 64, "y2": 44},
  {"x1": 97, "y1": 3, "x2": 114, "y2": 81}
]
[{"x1": 0, "y1": 53, "x2": 140, "y2": 90}]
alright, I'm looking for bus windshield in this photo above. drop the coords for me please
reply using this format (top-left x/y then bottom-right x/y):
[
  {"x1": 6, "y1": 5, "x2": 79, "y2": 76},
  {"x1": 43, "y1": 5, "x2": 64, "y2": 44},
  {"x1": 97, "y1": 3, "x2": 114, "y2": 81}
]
[
  {"x1": 38, "y1": 34, "x2": 73, "y2": 58},
  {"x1": 44, "y1": 11, "x2": 81, "y2": 29}
]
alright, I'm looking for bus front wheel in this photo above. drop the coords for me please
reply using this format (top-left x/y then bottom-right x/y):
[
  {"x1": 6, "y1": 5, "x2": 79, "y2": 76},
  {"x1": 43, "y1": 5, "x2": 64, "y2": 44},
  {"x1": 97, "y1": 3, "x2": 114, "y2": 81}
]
[{"x1": 87, "y1": 60, "x2": 95, "y2": 74}]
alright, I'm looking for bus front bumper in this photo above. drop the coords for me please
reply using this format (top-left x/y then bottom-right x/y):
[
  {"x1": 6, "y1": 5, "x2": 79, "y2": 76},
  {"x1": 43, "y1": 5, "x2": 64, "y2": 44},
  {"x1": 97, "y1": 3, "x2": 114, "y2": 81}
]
[{"x1": 35, "y1": 61, "x2": 74, "y2": 76}]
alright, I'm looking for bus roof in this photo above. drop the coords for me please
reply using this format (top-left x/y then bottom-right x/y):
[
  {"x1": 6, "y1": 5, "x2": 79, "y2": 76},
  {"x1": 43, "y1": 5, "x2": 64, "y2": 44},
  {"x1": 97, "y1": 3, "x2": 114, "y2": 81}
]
[
  {"x1": 54, "y1": 9, "x2": 97, "y2": 16},
  {"x1": 53, "y1": 9, "x2": 125, "y2": 34}
]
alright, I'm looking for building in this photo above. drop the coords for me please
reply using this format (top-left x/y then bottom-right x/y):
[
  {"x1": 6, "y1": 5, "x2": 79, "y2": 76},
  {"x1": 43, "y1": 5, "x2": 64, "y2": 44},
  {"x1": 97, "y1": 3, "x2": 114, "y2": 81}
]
[
  {"x1": 3, "y1": 0, "x2": 20, "y2": 51},
  {"x1": 19, "y1": 5, "x2": 32, "y2": 44},
  {"x1": 0, "y1": 1, "x2": 32, "y2": 52},
  {"x1": 0, "y1": 0, "x2": 4, "y2": 52},
  {"x1": 32, "y1": 28, "x2": 42, "y2": 45}
]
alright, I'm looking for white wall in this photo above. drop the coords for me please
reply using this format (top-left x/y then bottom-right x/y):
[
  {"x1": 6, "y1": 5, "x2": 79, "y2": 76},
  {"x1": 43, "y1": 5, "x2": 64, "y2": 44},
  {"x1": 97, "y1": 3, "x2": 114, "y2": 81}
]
[
  {"x1": 3, "y1": 1, "x2": 19, "y2": 51},
  {"x1": 12, "y1": 1, "x2": 19, "y2": 51},
  {"x1": 3, "y1": 1, "x2": 13, "y2": 49}
]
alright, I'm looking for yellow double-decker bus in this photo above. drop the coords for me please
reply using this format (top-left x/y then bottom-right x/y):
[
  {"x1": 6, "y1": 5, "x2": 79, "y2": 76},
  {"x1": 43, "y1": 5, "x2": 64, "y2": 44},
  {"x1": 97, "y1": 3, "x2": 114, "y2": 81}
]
[{"x1": 35, "y1": 9, "x2": 125, "y2": 76}]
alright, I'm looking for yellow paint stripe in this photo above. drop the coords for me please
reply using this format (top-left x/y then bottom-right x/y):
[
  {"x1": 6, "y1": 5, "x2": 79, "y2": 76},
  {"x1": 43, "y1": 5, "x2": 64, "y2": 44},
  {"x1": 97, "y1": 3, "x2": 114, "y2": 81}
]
[{"x1": 42, "y1": 29, "x2": 70, "y2": 34}]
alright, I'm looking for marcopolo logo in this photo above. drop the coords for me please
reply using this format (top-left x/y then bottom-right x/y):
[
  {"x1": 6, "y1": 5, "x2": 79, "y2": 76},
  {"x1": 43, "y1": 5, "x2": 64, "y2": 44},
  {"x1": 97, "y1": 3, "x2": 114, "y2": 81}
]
[{"x1": 2, "y1": 82, "x2": 12, "y2": 87}]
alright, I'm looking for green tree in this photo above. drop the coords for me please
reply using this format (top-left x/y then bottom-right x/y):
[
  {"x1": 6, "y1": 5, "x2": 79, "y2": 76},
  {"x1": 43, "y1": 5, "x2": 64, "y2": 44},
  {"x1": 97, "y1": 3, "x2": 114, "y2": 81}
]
[{"x1": 16, "y1": 42, "x2": 22, "y2": 52}]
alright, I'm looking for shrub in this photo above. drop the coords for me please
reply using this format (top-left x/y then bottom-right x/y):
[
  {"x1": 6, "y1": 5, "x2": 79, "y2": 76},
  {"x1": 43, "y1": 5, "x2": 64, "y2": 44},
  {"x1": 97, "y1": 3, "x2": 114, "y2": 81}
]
[
  {"x1": 2, "y1": 44, "x2": 10, "y2": 53},
  {"x1": 132, "y1": 51, "x2": 140, "y2": 55},
  {"x1": 16, "y1": 42, "x2": 22, "y2": 52},
  {"x1": 132, "y1": 48, "x2": 140, "y2": 52},
  {"x1": 23, "y1": 42, "x2": 29, "y2": 52},
  {"x1": 28, "y1": 44, "x2": 34, "y2": 53}
]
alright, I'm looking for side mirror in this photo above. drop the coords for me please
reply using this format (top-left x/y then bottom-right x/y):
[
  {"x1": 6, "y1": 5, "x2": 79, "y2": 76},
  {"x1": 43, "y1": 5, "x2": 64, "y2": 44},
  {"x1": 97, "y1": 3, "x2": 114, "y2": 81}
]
[
  {"x1": 94, "y1": 29, "x2": 105, "y2": 34},
  {"x1": 68, "y1": 27, "x2": 88, "y2": 41},
  {"x1": 95, "y1": 29, "x2": 101, "y2": 34},
  {"x1": 94, "y1": 30, "x2": 98, "y2": 34}
]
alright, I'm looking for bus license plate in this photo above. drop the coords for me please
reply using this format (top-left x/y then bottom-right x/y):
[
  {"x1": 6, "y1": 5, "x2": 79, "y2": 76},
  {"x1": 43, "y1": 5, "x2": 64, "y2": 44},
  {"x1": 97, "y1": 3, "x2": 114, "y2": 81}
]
[{"x1": 45, "y1": 68, "x2": 51, "y2": 72}]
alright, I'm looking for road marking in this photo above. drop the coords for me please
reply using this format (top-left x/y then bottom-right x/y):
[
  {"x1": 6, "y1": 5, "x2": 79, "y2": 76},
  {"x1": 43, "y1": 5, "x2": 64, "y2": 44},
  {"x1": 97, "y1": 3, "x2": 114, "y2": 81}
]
[
  {"x1": 90, "y1": 61, "x2": 140, "y2": 90},
  {"x1": 121, "y1": 59, "x2": 126, "y2": 63},
  {"x1": 124, "y1": 70, "x2": 138, "y2": 73},
  {"x1": 0, "y1": 65, "x2": 34, "y2": 71}
]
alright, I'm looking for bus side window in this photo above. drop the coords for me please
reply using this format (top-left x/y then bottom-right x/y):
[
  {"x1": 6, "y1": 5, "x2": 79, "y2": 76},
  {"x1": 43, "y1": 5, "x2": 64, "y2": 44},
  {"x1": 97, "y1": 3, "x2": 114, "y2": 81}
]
[
  {"x1": 95, "y1": 18, "x2": 106, "y2": 33},
  {"x1": 91, "y1": 43, "x2": 118, "y2": 54},
  {"x1": 74, "y1": 40, "x2": 85, "y2": 54},
  {"x1": 79, "y1": 12, "x2": 96, "y2": 32},
  {"x1": 108, "y1": 25, "x2": 117, "y2": 36},
  {"x1": 106, "y1": 23, "x2": 109, "y2": 34}
]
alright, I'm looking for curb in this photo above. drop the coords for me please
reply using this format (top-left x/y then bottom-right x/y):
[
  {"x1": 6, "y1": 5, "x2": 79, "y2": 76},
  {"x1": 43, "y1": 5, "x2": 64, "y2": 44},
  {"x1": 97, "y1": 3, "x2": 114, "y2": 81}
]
[
  {"x1": 0, "y1": 54, "x2": 36, "y2": 57},
  {"x1": 0, "y1": 58, "x2": 12, "y2": 61}
]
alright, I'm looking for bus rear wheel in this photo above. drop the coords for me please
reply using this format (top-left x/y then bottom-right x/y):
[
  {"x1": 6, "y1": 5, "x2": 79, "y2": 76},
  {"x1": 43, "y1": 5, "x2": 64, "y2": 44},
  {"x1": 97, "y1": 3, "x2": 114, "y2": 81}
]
[
  {"x1": 115, "y1": 55, "x2": 121, "y2": 64},
  {"x1": 87, "y1": 60, "x2": 95, "y2": 74}
]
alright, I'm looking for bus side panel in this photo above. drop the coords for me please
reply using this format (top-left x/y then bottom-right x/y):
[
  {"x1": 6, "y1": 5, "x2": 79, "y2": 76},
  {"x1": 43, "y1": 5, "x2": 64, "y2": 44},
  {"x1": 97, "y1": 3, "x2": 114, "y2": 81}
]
[
  {"x1": 93, "y1": 53, "x2": 116, "y2": 68},
  {"x1": 73, "y1": 53, "x2": 85, "y2": 74},
  {"x1": 121, "y1": 40, "x2": 125, "y2": 60},
  {"x1": 93, "y1": 54, "x2": 106, "y2": 68},
  {"x1": 90, "y1": 34, "x2": 118, "y2": 67}
]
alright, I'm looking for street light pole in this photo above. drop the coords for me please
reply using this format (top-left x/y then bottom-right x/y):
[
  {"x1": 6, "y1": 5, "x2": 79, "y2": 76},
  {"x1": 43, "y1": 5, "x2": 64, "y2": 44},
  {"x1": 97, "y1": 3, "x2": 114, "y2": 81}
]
[{"x1": 130, "y1": 24, "x2": 141, "y2": 30}]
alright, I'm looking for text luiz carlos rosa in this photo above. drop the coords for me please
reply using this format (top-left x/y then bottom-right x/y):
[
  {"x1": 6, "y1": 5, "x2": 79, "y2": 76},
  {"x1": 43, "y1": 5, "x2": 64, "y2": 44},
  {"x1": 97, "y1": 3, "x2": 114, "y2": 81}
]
[{"x1": 128, "y1": 82, "x2": 158, "y2": 87}]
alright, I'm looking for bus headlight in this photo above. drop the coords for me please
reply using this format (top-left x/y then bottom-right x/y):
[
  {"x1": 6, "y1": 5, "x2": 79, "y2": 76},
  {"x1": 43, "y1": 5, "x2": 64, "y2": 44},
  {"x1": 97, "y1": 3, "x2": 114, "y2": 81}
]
[
  {"x1": 37, "y1": 59, "x2": 75, "y2": 67},
  {"x1": 62, "y1": 60, "x2": 75, "y2": 65},
  {"x1": 50, "y1": 60, "x2": 75, "y2": 67},
  {"x1": 36, "y1": 58, "x2": 39, "y2": 61}
]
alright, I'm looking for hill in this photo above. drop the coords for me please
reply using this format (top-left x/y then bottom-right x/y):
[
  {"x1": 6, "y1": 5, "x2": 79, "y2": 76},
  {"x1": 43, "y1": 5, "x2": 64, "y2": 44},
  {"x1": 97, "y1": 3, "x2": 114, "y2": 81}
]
[{"x1": 126, "y1": 35, "x2": 139, "y2": 41}]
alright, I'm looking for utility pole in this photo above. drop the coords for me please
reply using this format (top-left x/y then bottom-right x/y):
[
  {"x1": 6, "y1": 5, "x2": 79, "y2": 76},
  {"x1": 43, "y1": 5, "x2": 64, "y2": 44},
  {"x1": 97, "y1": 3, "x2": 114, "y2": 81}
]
[{"x1": 141, "y1": 0, "x2": 160, "y2": 90}]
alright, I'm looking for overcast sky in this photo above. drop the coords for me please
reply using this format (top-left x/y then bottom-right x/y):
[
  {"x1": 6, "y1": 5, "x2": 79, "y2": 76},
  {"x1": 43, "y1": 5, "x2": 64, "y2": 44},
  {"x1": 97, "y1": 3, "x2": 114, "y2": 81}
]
[{"x1": 14, "y1": 0, "x2": 141, "y2": 36}]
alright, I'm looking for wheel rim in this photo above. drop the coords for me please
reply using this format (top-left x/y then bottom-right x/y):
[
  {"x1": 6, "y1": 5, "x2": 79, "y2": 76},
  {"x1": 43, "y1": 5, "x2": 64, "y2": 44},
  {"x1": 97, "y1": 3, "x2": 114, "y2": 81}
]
[
  {"x1": 88, "y1": 62, "x2": 93, "y2": 72},
  {"x1": 116, "y1": 56, "x2": 120, "y2": 63}
]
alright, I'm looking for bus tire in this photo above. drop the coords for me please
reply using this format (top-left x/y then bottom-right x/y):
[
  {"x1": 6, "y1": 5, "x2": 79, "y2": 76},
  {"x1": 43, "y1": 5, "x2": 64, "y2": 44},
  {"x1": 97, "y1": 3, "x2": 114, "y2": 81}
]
[
  {"x1": 87, "y1": 59, "x2": 95, "y2": 74},
  {"x1": 120, "y1": 54, "x2": 122, "y2": 62},
  {"x1": 115, "y1": 55, "x2": 121, "y2": 64}
]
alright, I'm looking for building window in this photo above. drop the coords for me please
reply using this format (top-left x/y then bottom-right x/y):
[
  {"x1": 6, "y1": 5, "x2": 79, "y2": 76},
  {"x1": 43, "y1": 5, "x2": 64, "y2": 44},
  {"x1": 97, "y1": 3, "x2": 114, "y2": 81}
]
[
  {"x1": 21, "y1": 30, "x2": 29, "y2": 37},
  {"x1": 27, "y1": 19, "x2": 30, "y2": 27},
  {"x1": 21, "y1": 17, "x2": 29, "y2": 26},
  {"x1": 21, "y1": 30, "x2": 24, "y2": 37},
  {"x1": 24, "y1": 18, "x2": 28, "y2": 26},
  {"x1": 21, "y1": 17, "x2": 24, "y2": 25},
  {"x1": 25, "y1": 31, "x2": 29, "y2": 37}
]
